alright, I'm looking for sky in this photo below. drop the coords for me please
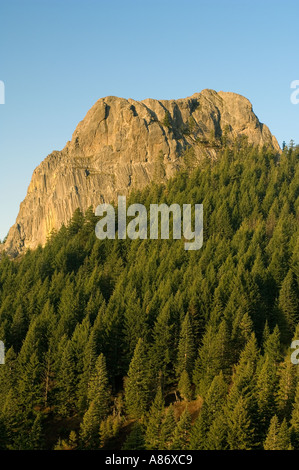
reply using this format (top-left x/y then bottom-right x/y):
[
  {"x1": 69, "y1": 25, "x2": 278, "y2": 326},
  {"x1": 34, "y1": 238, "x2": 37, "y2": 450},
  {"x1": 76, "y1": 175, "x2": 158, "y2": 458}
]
[{"x1": 0, "y1": 0, "x2": 298, "y2": 240}]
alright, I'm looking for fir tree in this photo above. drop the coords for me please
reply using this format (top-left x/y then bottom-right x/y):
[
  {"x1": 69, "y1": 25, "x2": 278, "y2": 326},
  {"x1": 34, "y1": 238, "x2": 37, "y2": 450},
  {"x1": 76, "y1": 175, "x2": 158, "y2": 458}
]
[
  {"x1": 122, "y1": 423, "x2": 145, "y2": 450},
  {"x1": 125, "y1": 339, "x2": 152, "y2": 419},
  {"x1": 205, "y1": 411, "x2": 228, "y2": 450},
  {"x1": 226, "y1": 396, "x2": 254, "y2": 450},
  {"x1": 160, "y1": 404, "x2": 176, "y2": 450},
  {"x1": 145, "y1": 387, "x2": 165, "y2": 450},
  {"x1": 176, "y1": 313, "x2": 195, "y2": 378},
  {"x1": 80, "y1": 353, "x2": 110, "y2": 448},
  {"x1": 178, "y1": 369, "x2": 193, "y2": 401},
  {"x1": 171, "y1": 407, "x2": 192, "y2": 450},
  {"x1": 278, "y1": 270, "x2": 299, "y2": 337},
  {"x1": 264, "y1": 415, "x2": 292, "y2": 450}
]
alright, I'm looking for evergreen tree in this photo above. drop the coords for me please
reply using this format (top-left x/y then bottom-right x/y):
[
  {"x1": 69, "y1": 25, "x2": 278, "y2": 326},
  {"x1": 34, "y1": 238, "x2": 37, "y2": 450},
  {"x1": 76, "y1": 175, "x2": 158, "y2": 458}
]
[
  {"x1": 160, "y1": 404, "x2": 176, "y2": 450},
  {"x1": 290, "y1": 381, "x2": 299, "y2": 448},
  {"x1": 56, "y1": 339, "x2": 77, "y2": 416},
  {"x1": 205, "y1": 411, "x2": 228, "y2": 450},
  {"x1": 125, "y1": 339, "x2": 153, "y2": 419},
  {"x1": 193, "y1": 320, "x2": 230, "y2": 398},
  {"x1": 176, "y1": 313, "x2": 195, "y2": 378},
  {"x1": 255, "y1": 355, "x2": 278, "y2": 435},
  {"x1": 122, "y1": 423, "x2": 145, "y2": 450},
  {"x1": 27, "y1": 413, "x2": 43, "y2": 450},
  {"x1": 276, "y1": 361, "x2": 296, "y2": 420},
  {"x1": 227, "y1": 333, "x2": 259, "y2": 410},
  {"x1": 80, "y1": 353, "x2": 110, "y2": 449},
  {"x1": 178, "y1": 369, "x2": 193, "y2": 401},
  {"x1": 162, "y1": 111, "x2": 171, "y2": 128},
  {"x1": 263, "y1": 325, "x2": 282, "y2": 364},
  {"x1": 190, "y1": 372, "x2": 227, "y2": 450},
  {"x1": 145, "y1": 387, "x2": 164, "y2": 450},
  {"x1": 226, "y1": 396, "x2": 254, "y2": 450},
  {"x1": 150, "y1": 302, "x2": 173, "y2": 385},
  {"x1": 264, "y1": 415, "x2": 292, "y2": 450},
  {"x1": 278, "y1": 270, "x2": 299, "y2": 337},
  {"x1": 171, "y1": 407, "x2": 191, "y2": 450}
]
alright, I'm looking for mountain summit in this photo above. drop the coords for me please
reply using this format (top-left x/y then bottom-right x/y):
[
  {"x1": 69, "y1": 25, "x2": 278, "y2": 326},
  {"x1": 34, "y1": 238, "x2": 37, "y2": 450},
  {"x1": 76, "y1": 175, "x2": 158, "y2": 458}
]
[{"x1": 2, "y1": 89, "x2": 280, "y2": 256}]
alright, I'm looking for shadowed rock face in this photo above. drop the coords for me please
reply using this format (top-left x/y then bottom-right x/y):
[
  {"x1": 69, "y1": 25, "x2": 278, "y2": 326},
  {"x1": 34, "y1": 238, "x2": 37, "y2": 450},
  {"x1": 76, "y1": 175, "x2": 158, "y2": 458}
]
[{"x1": 2, "y1": 89, "x2": 280, "y2": 256}]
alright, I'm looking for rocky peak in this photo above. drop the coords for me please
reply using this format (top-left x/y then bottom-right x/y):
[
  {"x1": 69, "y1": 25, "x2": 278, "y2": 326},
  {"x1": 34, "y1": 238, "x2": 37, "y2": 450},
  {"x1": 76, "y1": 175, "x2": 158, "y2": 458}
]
[{"x1": 1, "y1": 89, "x2": 280, "y2": 256}]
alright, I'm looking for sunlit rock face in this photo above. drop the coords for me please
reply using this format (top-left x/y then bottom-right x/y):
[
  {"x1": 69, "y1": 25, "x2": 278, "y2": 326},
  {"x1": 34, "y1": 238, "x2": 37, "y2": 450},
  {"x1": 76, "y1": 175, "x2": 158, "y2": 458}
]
[{"x1": 2, "y1": 89, "x2": 280, "y2": 256}]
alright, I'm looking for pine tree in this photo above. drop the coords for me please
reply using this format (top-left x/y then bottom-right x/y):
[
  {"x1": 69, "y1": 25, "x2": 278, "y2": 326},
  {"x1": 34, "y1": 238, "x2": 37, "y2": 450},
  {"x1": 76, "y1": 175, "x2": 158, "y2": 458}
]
[
  {"x1": 163, "y1": 111, "x2": 171, "y2": 128},
  {"x1": 171, "y1": 407, "x2": 191, "y2": 450},
  {"x1": 80, "y1": 353, "x2": 110, "y2": 449},
  {"x1": 27, "y1": 413, "x2": 43, "y2": 450},
  {"x1": 278, "y1": 270, "x2": 299, "y2": 337},
  {"x1": 264, "y1": 415, "x2": 292, "y2": 450},
  {"x1": 79, "y1": 401, "x2": 102, "y2": 449},
  {"x1": 145, "y1": 387, "x2": 165, "y2": 450},
  {"x1": 255, "y1": 355, "x2": 278, "y2": 435},
  {"x1": 189, "y1": 372, "x2": 227, "y2": 450},
  {"x1": 56, "y1": 339, "x2": 77, "y2": 416},
  {"x1": 123, "y1": 288, "x2": 147, "y2": 361},
  {"x1": 160, "y1": 404, "x2": 176, "y2": 450},
  {"x1": 276, "y1": 360, "x2": 296, "y2": 420},
  {"x1": 77, "y1": 332, "x2": 97, "y2": 412},
  {"x1": 205, "y1": 411, "x2": 228, "y2": 450},
  {"x1": 226, "y1": 396, "x2": 254, "y2": 450},
  {"x1": 122, "y1": 423, "x2": 145, "y2": 450},
  {"x1": 17, "y1": 351, "x2": 43, "y2": 410},
  {"x1": 193, "y1": 320, "x2": 230, "y2": 398},
  {"x1": 290, "y1": 381, "x2": 299, "y2": 448},
  {"x1": 68, "y1": 431, "x2": 77, "y2": 450},
  {"x1": 263, "y1": 324, "x2": 282, "y2": 364},
  {"x1": 87, "y1": 353, "x2": 110, "y2": 407},
  {"x1": 125, "y1": 339, "x2": 153, "y2": 419},
  {"x1": 176, "y1": 313, "x2": 195, "y2": 378},
  {"x1": 189, "y1": 407, "x2": 207, "y2": 450},
  {"x1": 150, "y1": 301, "x2": 173, "y2": 385},
  {"x1": 178, "y1": 370, "x2": 193, "y2": 401},
  {"x1": 227, "y1": 333, "x2": 259, "y2": 410}
]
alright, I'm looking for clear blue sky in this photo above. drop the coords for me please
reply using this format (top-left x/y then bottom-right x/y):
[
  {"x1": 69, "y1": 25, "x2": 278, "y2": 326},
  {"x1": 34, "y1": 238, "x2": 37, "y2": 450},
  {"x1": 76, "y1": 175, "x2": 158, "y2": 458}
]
[{"x1": 0, "y1": 0, "x2": 298, "y2": 240}]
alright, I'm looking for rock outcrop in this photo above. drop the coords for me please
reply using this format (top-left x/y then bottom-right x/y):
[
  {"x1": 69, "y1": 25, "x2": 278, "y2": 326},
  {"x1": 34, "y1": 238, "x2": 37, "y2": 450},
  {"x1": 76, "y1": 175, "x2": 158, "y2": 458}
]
[{"x1": 1, "y1": 89, "x2": 281, "y2": 256}]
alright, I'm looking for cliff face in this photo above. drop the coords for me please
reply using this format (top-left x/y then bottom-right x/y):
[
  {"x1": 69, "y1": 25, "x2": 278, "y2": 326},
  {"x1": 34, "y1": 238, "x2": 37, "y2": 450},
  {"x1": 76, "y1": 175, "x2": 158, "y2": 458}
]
[{"x1": 2, "y1": 89, "x2": 280, "y2": 256}]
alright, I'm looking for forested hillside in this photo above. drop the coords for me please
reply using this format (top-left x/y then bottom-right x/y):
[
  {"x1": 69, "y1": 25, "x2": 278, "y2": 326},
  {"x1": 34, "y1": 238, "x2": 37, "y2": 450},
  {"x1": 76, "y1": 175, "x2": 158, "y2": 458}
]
[{"x1": 0, "y1": 141, "x2": 298, "y2": 450}]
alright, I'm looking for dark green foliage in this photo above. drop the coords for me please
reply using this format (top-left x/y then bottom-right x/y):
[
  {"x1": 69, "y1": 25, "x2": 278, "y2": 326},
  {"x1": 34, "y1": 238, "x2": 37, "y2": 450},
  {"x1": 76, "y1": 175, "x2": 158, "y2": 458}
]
[
  {"x1": 122, "y1": 422, "x2": 145, "y2": 450},
  {"x1": 190, "y1": 372, "x2": 228, "y2": 449},
  {"x1": 160, "y1": 404, "x2": 176, "y2": 449},
  {"x1": 79, "y1": 353, "x2": 111, "y2": 448},
  {"x1": 226, "y1": 396, "x2": 254, "y2": 450},
  {"x1": 0, "y1": 142, "x2": 298, "y2": 449},
  {"x1": 162, "y1": 111, "x2": 171, "y2": 129},
  {"x1": 264, "y1": 415, "x2": 292, "y2": 450},
  {"x1": 124, "y1": 339, "x2": 153, "y2": 419},
  {"x1": 176, "y1": 313, "x2": 195, "y2": 378},
  {"x1": 171, "y1": 407, "x2": 192, "y2": 450},
  {"x1": 178, "y1": 370, "x2": 193, "y2": 401},
  {"x1": 145, "y1": 387, "x2": 164, "y2": 449}
]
